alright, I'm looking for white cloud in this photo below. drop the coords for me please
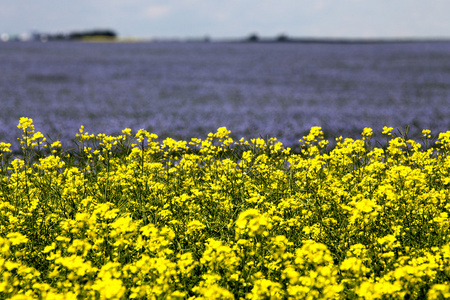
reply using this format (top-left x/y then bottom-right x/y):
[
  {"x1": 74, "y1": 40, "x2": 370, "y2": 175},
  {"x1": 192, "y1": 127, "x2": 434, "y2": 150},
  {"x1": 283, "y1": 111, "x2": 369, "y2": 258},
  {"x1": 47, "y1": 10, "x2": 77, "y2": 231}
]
[
  {"x1": 312, "y1": 0, "x2": 331, "y2": 11},
  {"x1": 143, "y1": 5, "x2": 171, "y2": 19}
]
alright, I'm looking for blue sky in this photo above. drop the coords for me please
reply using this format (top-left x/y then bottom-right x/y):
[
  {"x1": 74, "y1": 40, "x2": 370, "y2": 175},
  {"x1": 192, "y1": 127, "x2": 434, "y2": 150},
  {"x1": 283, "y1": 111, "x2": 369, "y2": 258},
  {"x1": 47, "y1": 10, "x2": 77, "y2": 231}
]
[{"x1": 1, "y1": 0, "x2": 450, "y2": 39}]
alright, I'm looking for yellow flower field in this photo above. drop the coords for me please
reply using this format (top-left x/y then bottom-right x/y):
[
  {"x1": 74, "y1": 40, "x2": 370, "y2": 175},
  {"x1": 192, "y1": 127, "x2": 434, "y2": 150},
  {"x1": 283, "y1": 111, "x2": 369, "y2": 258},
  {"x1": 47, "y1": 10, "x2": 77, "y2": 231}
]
[{"x1": 1, "y1": 117, "x2": 450, "y2": 299}]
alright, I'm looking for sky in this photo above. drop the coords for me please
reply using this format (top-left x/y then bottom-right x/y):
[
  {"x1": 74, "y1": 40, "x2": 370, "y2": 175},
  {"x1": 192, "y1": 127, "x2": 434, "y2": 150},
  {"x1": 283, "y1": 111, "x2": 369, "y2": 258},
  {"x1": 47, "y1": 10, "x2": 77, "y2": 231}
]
[{"x1": 1, "y1": 0, "x2": 450, "y2": 40}]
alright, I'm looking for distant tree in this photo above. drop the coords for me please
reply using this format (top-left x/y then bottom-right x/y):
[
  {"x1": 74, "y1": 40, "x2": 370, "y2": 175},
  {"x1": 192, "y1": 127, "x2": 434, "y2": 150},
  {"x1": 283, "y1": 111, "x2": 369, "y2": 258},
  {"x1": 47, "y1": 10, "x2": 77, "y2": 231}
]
[
  {"x1": 276, "y1": 34, "x2": 289, "y2": 42},
  {"x1": 69, "y1": 30, "x2": 117, "y2": 40},
  {"x1": 247, "y1": 34, "x2": 259, "y2": 42}
]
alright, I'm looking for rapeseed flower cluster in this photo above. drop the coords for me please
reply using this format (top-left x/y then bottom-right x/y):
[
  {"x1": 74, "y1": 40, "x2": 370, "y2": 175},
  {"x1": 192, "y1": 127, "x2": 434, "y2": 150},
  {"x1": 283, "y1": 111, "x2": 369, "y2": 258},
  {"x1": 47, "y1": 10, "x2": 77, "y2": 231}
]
[{"x1": 1, "y1": 117, "x2": 450, "y2": 299}]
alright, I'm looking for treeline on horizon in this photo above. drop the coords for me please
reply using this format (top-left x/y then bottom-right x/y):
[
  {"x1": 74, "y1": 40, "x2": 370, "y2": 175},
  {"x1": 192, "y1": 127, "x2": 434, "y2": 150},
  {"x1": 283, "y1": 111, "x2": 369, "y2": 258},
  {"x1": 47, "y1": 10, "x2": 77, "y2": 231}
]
[
  {"x1": 3, "y1": 29, "x2": 448, "y2": 44},
  {"x1": 33, "y1": 29, "x2": 117, "y2": 42},
  {"x1": 243, "y1": 33, "x2": 450, "y2": 44}
]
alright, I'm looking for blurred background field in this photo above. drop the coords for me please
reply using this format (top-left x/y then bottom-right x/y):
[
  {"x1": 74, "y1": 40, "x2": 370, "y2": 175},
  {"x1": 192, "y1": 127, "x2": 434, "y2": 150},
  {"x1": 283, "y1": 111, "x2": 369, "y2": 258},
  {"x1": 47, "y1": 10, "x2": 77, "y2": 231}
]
[{"x1": 1, "y1": 40, "x2": 450, "y2": 149}]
